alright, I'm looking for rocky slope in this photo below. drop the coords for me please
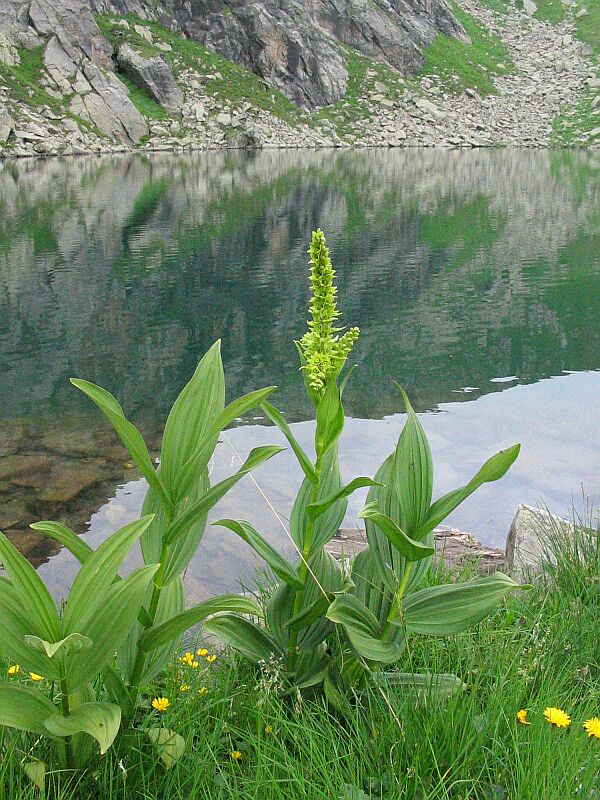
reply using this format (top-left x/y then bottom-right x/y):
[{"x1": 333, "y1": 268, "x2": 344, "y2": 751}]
[{"x1": 0, "y1": 0, "x2": 598, "y2": 157}]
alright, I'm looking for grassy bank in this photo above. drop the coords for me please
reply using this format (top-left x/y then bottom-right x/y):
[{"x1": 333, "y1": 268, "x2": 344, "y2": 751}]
[{"x1": 2, "y1": 522, "x2": 598, "y2": 800}]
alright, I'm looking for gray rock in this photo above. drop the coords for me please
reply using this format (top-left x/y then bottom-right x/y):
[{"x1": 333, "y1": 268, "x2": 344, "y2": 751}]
[
  {"x1": 0, "y1": 30, "x2": 19, "y2": 66},
  {"x1": 575, "y1": 7, "x2": 589, "y2": 17},
  {"x1": 0, "y1": 104, "x2": 14, "y2": 143},
  {"x1": 505, "y1": 504, "x2": 573, "y2": 576},
  {"x1": 117, "y1": 44, "x2": 183, "y2": 111},
  {"x1": 523, "y1": 0, "x2": 537, "y2": 15},
  {"x1": 133, "y1": 23, "x2": 153, "y2": 43},
  {"x1": 44, "y1": 35, "x2": 78, "y2": 91}
]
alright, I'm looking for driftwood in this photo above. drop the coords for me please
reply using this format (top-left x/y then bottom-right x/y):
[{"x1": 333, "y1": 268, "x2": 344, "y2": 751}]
[{"x1": 327, "y1": 527, "x2": 505, "y2": 574}]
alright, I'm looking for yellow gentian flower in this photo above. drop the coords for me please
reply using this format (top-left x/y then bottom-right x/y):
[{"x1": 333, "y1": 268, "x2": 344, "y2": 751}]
[
  {"x1": 151, "y1": 697, "x2": 170, "y2": 713},
  {"x1": 543, "y1": 707, "x2": 571, "y2": 728},
  {"x1": 583, "y1": 717, "x2": 600, "y2": 739}
]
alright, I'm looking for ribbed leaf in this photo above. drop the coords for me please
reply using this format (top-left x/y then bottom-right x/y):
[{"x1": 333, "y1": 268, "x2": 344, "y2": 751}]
[
  {"x1": 0, "y1": 594, "x2": 60, "y2": 679},
  {"x1": 371, "y1": 671, "x2": 466, "y2": 699},
  {"x1": 204, "y1": 614, "x2": 282, "y2": 664},
  {"x1": 359, "y1": 504, "x2": 434, "y2": 562},
  {"x1": 71, "y1": 379, "x2": 171, "y2": 512},
  {"x1": 29, "y1": 522, "x2": 93, "y2": 565},
  {"x1": 0, "y1": 684, "x2": 57, "y2": 736},
  {"x1": 415, "y1": 444, "x2": 521, "y2": 537},
  {"x1": 403, "y1": 572, "x2": 522, "y2": 635},
  {"x1": 67, "y1": 565, "x2": 159, "y2": 691},
  {"x1": 327, "y1": 594, "x2": 403, "y2": 664},
  {"x1": 147, "y1": 727, "x2": 186, "y2": 768},
  {"x1": 160, "y1": 340, "x2": 225, "y2": 493},
  {"x1": 290, "y1": 445, "x2": 345, "y2": 551},
  {"x1": 315, "y1": 380, "x2": 344, "y2": 459},
  {"x1": 44, "y1": 702, "x2": 121, "y2": 754},
  {"x1": 0, "y1": 531, "x2": 59, "y2": 641},
  {"x1": 164, "y1": 446, "x2": 284, "y2": 545},
  {"x1": 139, "y1": 577, "x2": 185, "y2": 682},
  {"x1": 214, "y1": 519, "x2": 303, "y2": 589},
  {"x1": 307, "y1": 478, "x2": 380, "y2": 521},
  {"x1": 63, "y1": 516, "x2": 154, "y2": 634},
  {"x1": 175, "y1": 386, "x2": 277, "y2": 503},
  {"x1": 23, "y1": 761, "x2": 46, "y2": 790},
  {"x1": 25, "y1": 633, "x2": 92, "y2": 660},
  {"x1": 393, "y1": 387, "x2": 433, "y2": 534},
  {"x1": 139, "y1": 595, "x2": 262, "y2": 652},
  {"x1": 261, "y1": 401, "x2": 316, "y2": 482}
]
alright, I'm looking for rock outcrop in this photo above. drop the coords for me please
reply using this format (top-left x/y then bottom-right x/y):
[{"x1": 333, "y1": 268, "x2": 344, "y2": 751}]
[{"x1": 117, "y1": 43, "x2": 183, "y2": 111}]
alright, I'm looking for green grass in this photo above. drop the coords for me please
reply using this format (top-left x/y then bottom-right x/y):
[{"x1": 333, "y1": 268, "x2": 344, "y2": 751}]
[
  {"x1": 575, "y1": 0, "x2": 600, "y2": 52},
  {"x1": 0, "y1": 46, "x2": 66, "y2": 111},
  {"x1": 420, "y1": 3, "x2": 514, "y2": 95},
  {"x1": 534, "y1": 0, "x2": 568, "y2": 23},
  {"x1": 2, "y1": 521, "x2": 598, "y2": 799}
]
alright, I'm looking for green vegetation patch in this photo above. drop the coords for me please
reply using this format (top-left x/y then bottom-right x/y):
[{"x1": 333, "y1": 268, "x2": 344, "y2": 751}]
[
  {"x1": 534, "y1": 0, "x2": 568, "y2": 23},
  {"x1": 420, "y1": 3, "x2": 514, "y2": 95},
  {"x1": 0, "y1": 46, "x2": 66, "y2": 111},
  {"x1": 575, "y1": 0, "x2": 600, "y2": 52}
]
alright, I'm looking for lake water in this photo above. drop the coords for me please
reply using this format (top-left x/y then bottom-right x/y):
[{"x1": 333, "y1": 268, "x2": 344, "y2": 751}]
[{"x1": 1, "y1": 148, "x2": 599, "y2": 600}]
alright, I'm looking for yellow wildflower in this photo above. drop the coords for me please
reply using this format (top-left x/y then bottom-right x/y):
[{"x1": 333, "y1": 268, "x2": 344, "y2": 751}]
[
  {"x1": 264, "y1": 725, "x2": 273, "y2": 735},
  {"x1": 151, "y1": 697, "x2": 170, "y2": 713},
  {"x1": 29, "y1": 673, "x2": 43, "y2": 682},
  {"x1": 516, "y1": 710, "x2": 530, "y2": 725},
  {"x1": 179, "y1": 684, "x2": 190, "y2": 693},
  {"x1": 230, "y1": 750, "x2": 242, "y2": 761},
  {"x1": 544, "y1": 707, "x2": 571, "y2": 728},
  {"x1": 206, "y1": 654, "x2": 217, "y2": 664},
  {"x1": 583, "y1": 717, "x2": 600, "y2": 739},
  {"x1": 197, "y1": 648, "x2": 208, "y2": 657},
  {"x1": 8, "y1": 664, "x2": 20, "y2": 675},
  {"x1": 197, "y1": 687, "x2": 208, "y2": 696},
  {"x1": 179, "y1": 652, "x2": 195, "y2": 666}
]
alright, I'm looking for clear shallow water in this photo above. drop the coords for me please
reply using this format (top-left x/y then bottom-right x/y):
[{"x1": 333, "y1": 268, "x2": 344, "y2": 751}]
[{"x1": 1, "y1": 148, "x2": 600, "y2": 598}]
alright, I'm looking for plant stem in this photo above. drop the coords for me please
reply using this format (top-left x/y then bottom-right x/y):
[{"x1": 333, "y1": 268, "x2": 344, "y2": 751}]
[
  {"x1": 287, "y1": 458, "x2": 322, "y2": 670},
  {"x1": 382, "y1": 563, "x2": 413, "y2": 642},
  {"x1": 60, "y1": 679, "x2": 75, "y2": 770}
]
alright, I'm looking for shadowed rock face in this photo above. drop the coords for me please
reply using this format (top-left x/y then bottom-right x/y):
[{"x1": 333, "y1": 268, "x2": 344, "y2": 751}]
[{"x1": 0, "y1": 0, "x2": 465, "y2": 111}]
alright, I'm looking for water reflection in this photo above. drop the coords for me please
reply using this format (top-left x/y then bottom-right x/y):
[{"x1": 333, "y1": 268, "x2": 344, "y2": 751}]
[{"x1": 1, "y1": 148, "x2": 599, "y2": 586}]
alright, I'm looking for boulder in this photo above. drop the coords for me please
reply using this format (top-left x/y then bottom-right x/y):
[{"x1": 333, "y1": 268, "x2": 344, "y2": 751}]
[
  {"x1": 43, "y1": 35, "x2": 78, "y2": 91},
  {"x1": 505, "y1": 504, "x2": 573, "y2": 576},
  {"x1": 0, "y1": 30, "x2": 19, "y2": 66},
  {"x1": 0, "y1": 104, "x2": 14, "y2": 143},
  {"x1": 117, "y1": 44, "x2": 183, "y2": 111}
]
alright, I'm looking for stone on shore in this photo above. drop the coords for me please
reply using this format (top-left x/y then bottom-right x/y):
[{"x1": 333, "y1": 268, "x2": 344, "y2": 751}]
[{"x1": 117, "y1": 45, "x2": 183, "y2": 111}]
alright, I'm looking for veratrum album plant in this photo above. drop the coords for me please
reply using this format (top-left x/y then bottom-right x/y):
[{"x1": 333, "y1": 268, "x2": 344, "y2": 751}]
[{"x1": 205, "y1": 229, "x2": 524, "y2": 701}]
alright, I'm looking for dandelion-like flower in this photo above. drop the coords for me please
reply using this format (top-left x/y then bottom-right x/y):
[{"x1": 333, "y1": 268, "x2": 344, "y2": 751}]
[
  {"x1": 8, "y1": 664, "x2": 20, "y2": 675},
  {"x1": 206, "y1": 654, "x2": 217, "y2": 664},
  {"x1": 297, "y1": 229, "x2": 359, "y2": 396},
  {"x1": 151, "y1": 697, "x2": 170, "y2": 713},
  {"x1": 583, "y1": 717, "x2": 600, "y2": 739},
  {"x1": 29, "y1": 673, "x2": 43, "y2": 682},
  {"x1": 544, "y1": 707, "x2": 571, "y2": 728},
  {"x1": 197, "y1": 687, "x2": 208, "y2": 696},
  {"x1": 516, "y1": 709, "x2": 530, "y2": 725},
  {"x1": 230, "y1": 750, "x2": 242, "y2": 761}
]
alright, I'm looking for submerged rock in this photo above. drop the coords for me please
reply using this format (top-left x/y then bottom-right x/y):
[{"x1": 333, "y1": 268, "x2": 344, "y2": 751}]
[{"x1": 39, "y1": 462, "x2": 110, "y2": 503}]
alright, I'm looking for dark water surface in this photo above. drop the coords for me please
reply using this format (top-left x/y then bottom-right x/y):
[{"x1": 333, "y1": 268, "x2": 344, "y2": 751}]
[{"x1": 1, "y1": 148, "x2": 599, "y2": 599}]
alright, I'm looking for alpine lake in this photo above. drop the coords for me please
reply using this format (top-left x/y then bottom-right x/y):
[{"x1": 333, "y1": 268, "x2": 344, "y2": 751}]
[{"x1": 1, "y1": 147, "x2": 599, "y2": 603}]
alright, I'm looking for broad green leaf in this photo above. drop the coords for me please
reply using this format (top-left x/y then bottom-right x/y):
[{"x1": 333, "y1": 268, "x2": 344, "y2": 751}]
[
  {"x1": 287, "y1": 595, "x2": 331, "y2": 632},
  {"x1": 214, "y1": 519, "x2": 303, "y2": 589},
  {"x1": 175, "y1": 386, "x2": 277, "y2": 503},
  {"x1": 294, "y1": 649, "x2": 329, "y2": 689},
  {"x1": 204, "y1": 614, "x2": 282, "y2": 664},
  {"x1": 0, "y1": 684, "x2": 57, "y2": 735},
  {"x1": 164, "y1": 446, "x2": 284, "y2": 545},
  {"x1": 261, "y1": 401, "x2": 316, "y2": 482},
  {"x1": 63, "y1": 516, "x2": 154, "y2": 634},
  {"x1": 160, "y1": 340, "x2": 225, "y2": 493},
  {"x1": 147, "y1": 727, "x2": 186, "y2": 769},
  {"x1": 393, "y1": 387, "x2": 433, "y2": 534},
  {"x1": 371, "y1": 671, "x2": 466, "y2": 699},
  {"x1": 359, "y1": 504, "x2": 434, "y2": 562},
  {"x1": 315, "y1": 379, "x2": 344, "y2": 459},
  {"x1": 23, "y1": 761, "x2": 45, "y2": 790},
  {"x1": 29, "y1": 521, "x2": 93, "y2": 565},
  {"x1": 415, "y1": 445, "x2": 521, "y2": 537},
  {"x1": 67, "y1": 564, "x2": 159, "y2": 691},
  {"x1": 139, "y1": 577, "x2": 185, "y2": 683},
  {"x1": 70, "y1": 378, "x2": 171, "y2": 513},
  {"x1": 307, "y1": 478, "x2": 380, "y2": 521},
  {"x1": 139, "y1": 595, "x2": 262, "y2": 652},
  {"x1": 44, "y1": 702, "x2": 121, "y2": 754},
  {"x1": 327, "y1": 594, "x2": 404, "y2": 664},
  {"x1": 403, "y1": 572, "x2": 522, "y2": 635},
  {"x1": 290, "y1": 445, "x2": 345, "y2": 552},
  {"x1": 0, "y1": 531, "x2": 60, "y2": 641},
  {"x1": 0, "y1": 594, "x2": 61, "y2": 679},
  {"x1": 25, "y1": 633, "x2": 92, "y2": 660}
]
